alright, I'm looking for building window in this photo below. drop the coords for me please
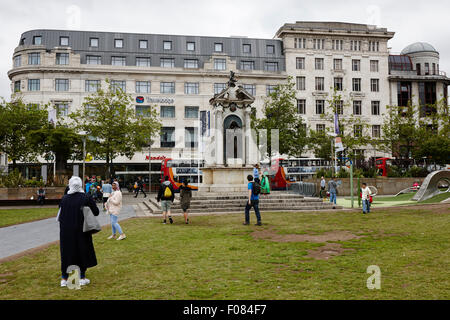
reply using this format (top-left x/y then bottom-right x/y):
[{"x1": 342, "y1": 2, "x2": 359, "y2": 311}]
[
  {"x1": 371, "y1": 101, "x2": 380, "y2": 115},
  {"x1": 55, "y1": 79, "x2": 69, "y2": 91},
  {"x1": 354, "y1": 125, "x2": 363, "y2": 137},
  {"x1": 214, "y1": 43, "x2": 223, "y2": 52},
  {"x1": 111, "y1": 80, "x2": 126, "y2": 92},
  {"x1": 14, "y1": 81, "x2": 21, "y2": 92},
  {"x1": 332, "y1": 39, "x2": 343, "y2": 51},
  {"x1": 243, "y1": 44, "x2": 251, "y2": 53},
  {"x1": 14, "y1": 55, "x2": 21, "y2": 67},
  {"x1": 90, "y1": 38, "x2": 99, "y2": 47},
  {"x1": 265, "y1": 62, "x2": 278, "y2": 71},
  {"x1": 315, "y1": 77, "x2": 324, "y2": 91},
  {"x1": 370, "y1": 60, "x2": 379, "y2": 72},
  {"x1": 136, "y1": 57, "x2": 151, "y2": 67},
  {"x1": 336, "y1": 100, "x2": 344, "y2": 115},
  {"x1": 136, "y1": 81, "x2": 150, "y2": 93},
  {"x1": 353, "y1": 101, "x2": 362, "y2": 115},
  {"x1": 296, "y1": 76, "x2": 305, "y2": 91},
  {"x1": 136, "y1": 105, "x2": 150, "y2": 117},
  {"x1": 28, "y1": 79, "x2": 40, "y2": 91},
  {"x1": 297, "y1": 99, "x2": 306, "y2": 114},
  {"x1": 313, "y1": 39, "x2": 325, "y2": 50},
  {"x1": 316, "y1": 100, "x2": 325, "y2": 114},
  {"x1": 161, "y1": 82, "x2": 175, "y2": 94},
  {"x1": 114, "y1": 39, "x2": 123, "y2": 48},
  {"x1": 240, "y1": 60, "x2": 255, "y2": 70},
  {"x1": 266, "y1": 45, "x2": 275, "y2": 54},
  {"x1": 28, "y1": 53, "x2": 40, "y2": 65},
  {"x1": 296, "y1": 57, "x2": 305, "y2": 69},
  {"x1": 33, "y1": 36, "x2": 42, "y2": 45},
  {"x1": 161, "y1": 58, "x2": 175, "y2": 68},
  {"x1": 86, "y1": 55, "x2": 101, "y2": 65},
  {"x1": 160, "y1": 106, "x2": 175, "y2": 118},
  {"x1": 425, "y1": 63, "x2": 430, "y2": 75},
  {"x1": 214, "y1": 83, "x2": 226, "y2": 94},
  {"x1": 266, "y1": 85, "x2": 276, "y2": 96},
  {"x1": 85, "y1": 80, "x2": 101, "y2": 92},
  {"x1": 369, "y1": 41, "x2": 379, "y2": 52},
  {"x1": 185, "y1": 106, "x2": 199, "y2": 119},
  {"x1": 139, "y1": 40, "x2": 148, "y2": 49},
  {"x1": 352, "y1": 78, "x2": 361, "y2": 92},
  {"x1": 161, "y1": 127, "x2": 175, "y2": 148},
  {"x1": 432, "y1": 63, "x2": 436, "y2": 75},
  {"x1": 334, "y1": 77, "x2": 343, "y2": 91},
  {"x1": 398, "y1": 82, "x2": 412, "y2": 107},
  {"x1": 371, "y1": 79, "x2": 379, "y2": 92},
  {"x1": 185, "y1": 127, "x2": 198, "y2": 148},
  {"x1": 243, "y1": 84, "x2": 256, "y2": 96},
  {"x1": 185, "y1": 82, "x2": 199, "y2": 95},
  {"x1": 294, "y1": 38, "x2": 306, "y2": 49},
  {"x1": 163, "y1": 41, "x2": 172, "y2": 50},
  {"x1": 60, "y1": 37, "x2": 69, "y2": 46},
  {"x1": 214, "y1": 58, "x2": 226, "y2": 70},
  {"x1": 111, "y1": 56, "x2": 126, "y2": 66},
  {"x1": 372, "y1": 125, "x2": 381, "y2": 138},
  {"x1": 56, "y1": 53, "x2": 69, "y2": 65},
  {"x1": 186, "y1": 42, "x2": 195, "y2": 51},
  {"x1": 316, "y1": 124, "x2": 325, "y2": 132},
  {"x1": 350, "y1": 40, "x2": 361, "y2": 51},
  {"x1": 55, "y1": 104, "x2": 69, "y2": 117},
  {"x1": 315, "y1": 58, "x2": 324, "y2": 70},
  {"x1": 333, "y1": 59, "x2": 342, "y2": 70},
  {"x1": 184, "y1": 59, "x2": 198, "y2": 69},
  {"x1": 352, "y1": 59, "x2": 361, "y2": 71}
]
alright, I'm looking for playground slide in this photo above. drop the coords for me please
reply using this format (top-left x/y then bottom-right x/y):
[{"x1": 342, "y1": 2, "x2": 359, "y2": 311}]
[{"x1": 411, "y1": 170, "x2": 450, "y2": 202}]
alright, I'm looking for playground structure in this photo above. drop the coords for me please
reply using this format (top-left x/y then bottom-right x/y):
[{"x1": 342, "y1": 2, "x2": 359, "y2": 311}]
[{"x1": 411, "y1": 170, "x2": 450, "y2": 202}]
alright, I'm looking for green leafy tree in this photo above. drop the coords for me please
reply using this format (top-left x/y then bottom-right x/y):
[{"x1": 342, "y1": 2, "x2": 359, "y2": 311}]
[
  {"x1": 251, "y1": 77, "x2": 307, "y2": 159},
  {"x1": 0, "y1": 96, "x2": 48, "y2": 169},
  {"x1": 69, "y1": 80, "x2": 161, "y2": 178}
]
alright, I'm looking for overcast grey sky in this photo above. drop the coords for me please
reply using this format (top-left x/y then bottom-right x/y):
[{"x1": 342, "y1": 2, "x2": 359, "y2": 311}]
[{"x1": 1, "y1": 0, "x2": 449, "y2": 99}]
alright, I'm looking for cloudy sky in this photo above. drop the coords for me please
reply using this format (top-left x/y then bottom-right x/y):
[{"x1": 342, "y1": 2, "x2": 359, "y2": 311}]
[{"x1": 1, "y1": 0, "x2": 449, "y2": 99}]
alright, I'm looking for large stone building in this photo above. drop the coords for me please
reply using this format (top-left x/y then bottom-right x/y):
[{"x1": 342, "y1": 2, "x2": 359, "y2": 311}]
[{"x1": 6, "y1": 22, "x2": 450, "y2": 183}]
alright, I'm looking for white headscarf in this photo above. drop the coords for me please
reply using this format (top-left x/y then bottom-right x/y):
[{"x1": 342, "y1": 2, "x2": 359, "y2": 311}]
[
  {"x1": 67, "y1": 176, "x2": 84, "y2": 194},
  {"x1": 112, "y1": 181, "x2": 120, "y2": 191}
]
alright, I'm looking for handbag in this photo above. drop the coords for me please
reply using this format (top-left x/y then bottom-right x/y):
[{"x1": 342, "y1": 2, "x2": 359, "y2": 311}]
[{"x1": 82, "y1": 206, "x2": 101, "y2": 234}]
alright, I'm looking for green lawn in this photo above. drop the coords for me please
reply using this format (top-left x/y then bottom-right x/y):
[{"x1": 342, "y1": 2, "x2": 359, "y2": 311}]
[
  {"x1": 0, "y1": 205, "x2": 449, "y2": 300},
  {"x1": 340, "y1": 192, "x2": 450, "y2": 208},
  {"x1": 0, "y1": 208, "x2": 58, "y2": 228}
]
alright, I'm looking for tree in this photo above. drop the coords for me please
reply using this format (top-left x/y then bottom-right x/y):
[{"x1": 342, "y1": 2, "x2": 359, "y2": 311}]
[
  {"x1": 251, "y1": 77, "x2": 307, "y2": 160},
  {"x1": 0, "y1": 96, "x2": 48, "y2": 170},
  {"x1": 69, "y1": 80, "x2": 162, "y2": 178}
]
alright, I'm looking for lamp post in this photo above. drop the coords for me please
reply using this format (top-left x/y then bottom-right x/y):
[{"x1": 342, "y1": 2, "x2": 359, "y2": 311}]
[
  {"x1": 148, "y1": 139, "x2": 152, "y2": 194},
  {"x1": 327, "y1": 132, "x2": 338, "y2": 176},
  {"x1": 78, "y1": 131, "x2": 87, "y2": 190}
]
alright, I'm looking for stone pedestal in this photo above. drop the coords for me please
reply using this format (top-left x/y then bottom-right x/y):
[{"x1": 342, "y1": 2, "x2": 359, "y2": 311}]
[{"x1": 199, "y1": 166, "x2": 253, "y2": 193}]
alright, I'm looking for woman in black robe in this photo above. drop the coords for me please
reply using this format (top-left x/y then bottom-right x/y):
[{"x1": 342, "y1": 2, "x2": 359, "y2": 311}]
[{"x1": 59, "y1": 176, "x2": 99, "y2": 287}]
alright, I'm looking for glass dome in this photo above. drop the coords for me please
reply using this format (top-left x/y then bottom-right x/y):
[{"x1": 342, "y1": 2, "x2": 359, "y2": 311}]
[{"x1": 401, "y1": 42, "x2": 438, "y2": 55}]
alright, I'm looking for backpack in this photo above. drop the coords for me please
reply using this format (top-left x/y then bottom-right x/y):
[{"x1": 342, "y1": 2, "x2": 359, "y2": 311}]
[
  {"x1": 252, "y1": 181, "x2": 261, "y2": 196},
  {"x1": 163, "y1": 185, "x2": 173, "y2": 198}
]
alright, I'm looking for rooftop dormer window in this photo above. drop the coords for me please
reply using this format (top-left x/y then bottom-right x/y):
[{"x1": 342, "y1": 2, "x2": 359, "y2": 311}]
[
  {"x1": 33, "y1": 36, "x2": 42, "y2": 45},
  {"x1": 115, "y1": 39, "x2": 123, "y2": 48},
  {"x1": 60, "y1": 37, "x2": 69, "y2": 46}
]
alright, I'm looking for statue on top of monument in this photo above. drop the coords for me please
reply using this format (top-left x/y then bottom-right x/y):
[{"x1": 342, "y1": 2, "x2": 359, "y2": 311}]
[{"x1": 227, "y1": 71, "x2": 237, "y2": 88}]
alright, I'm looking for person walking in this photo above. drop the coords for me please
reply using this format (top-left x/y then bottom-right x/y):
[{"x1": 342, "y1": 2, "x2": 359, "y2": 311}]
[
  {"x1": 179, "y1": 180, "x2": 192, "y2": 224},
  {"x1": 37, "y1": 186, "x2": 46, "y2": 205},
  {"x1": 105, "y1": 181, "x2": 126, "y2": 240},
  {"x1": 361, "y1": 182, "x2": 372, "y2": 214},
  {"x1": 157, "y1": 176, "x2": 175, "y2": 224},
  {"x1": 134, "y1": 176, "x2": 147, "y2": 198},
  {"x1": 261, "y1": 171, "x2": 271, "y2": 195},
  {"x1": 244, "y1": 175, "x2": 262, "y2": 226},
  {"x1": 253, "y1": 164, "x2": 260, "y2": 180},
  {"x1": 328, "y1": 177, "x2": 337, "y2": 207},
  {"x1": 320, "y1": 176, "x2": 326, "y2": 199},
  {"x1": 101, "y1": 181, "x2": 112, "y2": 211},
  {"x1": 58, "y1": 176, "x2": 99, "y2": 287}
]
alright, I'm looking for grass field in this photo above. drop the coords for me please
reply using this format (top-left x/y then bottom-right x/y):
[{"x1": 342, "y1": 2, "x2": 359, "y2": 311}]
[
  {"x1": 0, "y1": 204, "x2": 449, "y2": 300},
  {"x1": 0, "y1": 208, "x2": 58, "y2": 228},
  {"x1": 339, "y1": 192, "x2": 450, "y2": 208}
]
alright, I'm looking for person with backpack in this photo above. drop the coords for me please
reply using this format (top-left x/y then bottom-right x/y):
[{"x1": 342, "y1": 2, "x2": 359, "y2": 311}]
[
  {"x1": 157, "y1": 176, "x2": 175, "y2": 224},
  {"x1": 328, "y1": 177, "x2": 338, "y2": 207},
  {"x1": 244, "y1": 175, "x2": 262, "y2": 226},
  {"x1": 179, "y1": 180, "x2": 192, "y2": 224}
]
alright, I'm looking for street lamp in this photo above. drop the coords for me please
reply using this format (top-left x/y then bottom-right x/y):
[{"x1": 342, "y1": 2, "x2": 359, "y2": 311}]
[
  {"x1": 148, "y1": 139, "x2": 153, "y2": 194},
  {"x1": 78, "y1": 131, "x2": 87, "y2": 190},
  {"x1": 327, "y1": 132, "x2": 338, "y2": 175}
]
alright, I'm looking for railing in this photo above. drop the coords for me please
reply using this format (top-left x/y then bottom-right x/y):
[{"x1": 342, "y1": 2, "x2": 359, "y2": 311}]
[{"x1": 287, "y1": 182, "x2": 318, "y2": 197}]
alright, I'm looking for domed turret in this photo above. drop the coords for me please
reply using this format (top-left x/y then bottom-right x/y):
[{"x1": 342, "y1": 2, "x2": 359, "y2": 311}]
[
  {"x1": 401, "y1": 42, "x2": 439, "y2": 76},
  {"x1": 401, "y1": 42, "x2": 438, "y2": 55}
]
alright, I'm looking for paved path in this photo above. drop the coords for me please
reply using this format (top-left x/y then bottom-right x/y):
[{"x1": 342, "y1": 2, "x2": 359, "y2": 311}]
[{"x1": 0, "y1": 198, "x2": 139, "y2": 261}]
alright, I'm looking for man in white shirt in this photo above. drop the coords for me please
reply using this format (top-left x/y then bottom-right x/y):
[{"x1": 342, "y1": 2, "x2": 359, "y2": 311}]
[
  {"x1": 361, "y1": 182, "x2": 372, "y2": 214},
  {"x1": 320, "y1": 176, "x2": 326, "y2": 198}
]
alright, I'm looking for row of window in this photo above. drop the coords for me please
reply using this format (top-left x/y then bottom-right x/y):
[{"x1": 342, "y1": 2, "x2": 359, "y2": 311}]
[
  {"x1": 296, "y1": 57, "x2": 379, "y2": 72},
  {"x1": 295, "y1": 76, "x2": 380, "y2": 92},
  {"x1": 26, "y1": 35, "x2": 277, "y2": 54},
  {"x1": 15, "y1": 79, "x2": 260, "y2": 96},
  {"x1": 313, "y1": 123, "x2": 381, "y2": 138},
  {"x1": 293, "y1": 38, "x2": 380, "y2": 52},
  {"x1": 297, "y1": 99, "x2": 381, "y2": 116},
  {"x1": 14, "y1": 52, "x2": 279, "y2": 71}
]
